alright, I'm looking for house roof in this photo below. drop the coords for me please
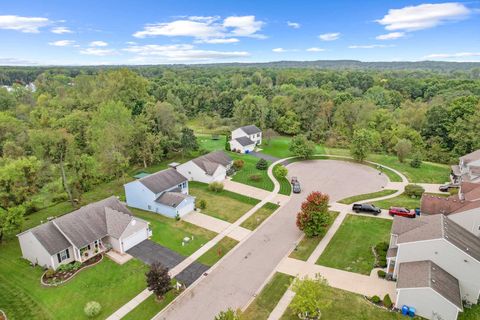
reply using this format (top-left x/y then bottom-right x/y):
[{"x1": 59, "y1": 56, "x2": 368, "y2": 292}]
[
  {"x1": 393, "y1": 215, "x2": 480, "y2": 263},
  {"x1": 460, "y1": 149, "x2": 480, "y2": 164},
  {"x1": 138, "y1": 168, "x2": 187, "y2": 194},
  {"x1": 451, "y1": 165, "x2": 461, "y2": 176},
  {"x1": 192, "y1": 151, "x2": 232, "y2": 175},
  {"x1": 155, "y1": 192, "x2": 191, "y2": 208},
  {"x1": 235, "y1": 136, "x2": 255, "y2": 147},
  {"x1": 29, "y1": 221, "x2": 71, "y2": 255},
  {"x1": 421, "y1": 182, "x2": 480, "y2": 215},
  {"x1": 397, "y1": 261, "x2": 462, "y2": 310},
  {"x1": 240, "y1": 125, "x2": 261, "y2": 135}
]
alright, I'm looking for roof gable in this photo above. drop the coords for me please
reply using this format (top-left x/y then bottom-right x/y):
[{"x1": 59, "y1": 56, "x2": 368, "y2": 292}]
[
  {"x1": 235, "y1": 136, "x2": 255, "y2": 147},
  {"x1": 191, "y1": 151, "x2": 232, "y2": 175},
  {"x1": 30, "y1": 222, "x2": 71, "y2": 255},
  {"x1": 460, "y1": 149, "x2": 480, "y2": 164},
  {"x1": 155, "y1": 191, "x2": 191, "y2": 208},
  {"x1": 139, "y1": 168, "x2": 187, "y2": 194},
  {"x1": 239, "y1": 125, "x2": 261, "y2": 135}
]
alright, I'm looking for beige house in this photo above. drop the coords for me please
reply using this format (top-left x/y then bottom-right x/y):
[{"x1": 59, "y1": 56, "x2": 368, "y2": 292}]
[
  {"x1": 451, "y1": 149, "x2": 480, "y2": 183},
  {"x1": 17, "y1": 197, "x2": 151, "y2": 270}
]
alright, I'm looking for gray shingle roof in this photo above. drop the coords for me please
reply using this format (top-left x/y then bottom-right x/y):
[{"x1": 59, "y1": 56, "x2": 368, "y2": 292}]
[
  {"x1": 397, "y1": 261, "x2": 463, "y2": 310},
  {"x1": 155, "y1": 192, "x2": 191, "y2": 208},
  {"x1": 240, "y1": 125, "x2": 261, "y2": 135},
  {"x1": 460, "y1": 149, "x2": 480, "y2": 164},
  {"x1": 235, "y1": 136, "x2": 255, "y2": 147},
  {"x1": 192, "y1": 151, "x2": 232, "y2": 175},
  {"x1": 30, "y1": 221, "x2": 71, "y2": 255},
  {"x1": 139, "y1": 168, "x2": 187, "y2": 194}
]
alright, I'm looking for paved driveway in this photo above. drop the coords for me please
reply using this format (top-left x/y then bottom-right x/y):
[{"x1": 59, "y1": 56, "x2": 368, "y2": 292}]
[
  {"x1": 155, "y1": 160, "x2": 388, "y2": 320},
  {"x1": 127, "y1": 240, "x2": 209, "y2": 287}
]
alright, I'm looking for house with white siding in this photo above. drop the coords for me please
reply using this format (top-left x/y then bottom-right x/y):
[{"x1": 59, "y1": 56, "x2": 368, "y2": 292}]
[
  {"x1": 124, "y1": 168, "x2": 195, "y2": 218},
  {"x1": 229, "y1": 125, "x2": 262, "y2": 153},
  {"x1": 451, "y1": 149, "x2": 480, "y2": 183},
  {"x1": 176, "y1": 151, "x2": 232, "y2": 183}
]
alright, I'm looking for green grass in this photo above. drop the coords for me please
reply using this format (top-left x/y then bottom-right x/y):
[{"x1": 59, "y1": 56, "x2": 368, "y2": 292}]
[
  {"x1": 280, "y1": 285, "x2": 404, "y2": 320},
  {"x1": 0, "y1": 240, "x2": 149, "y2": 320},
  {"x1": 460, "y1": 304, "x2": 480, "y2": 320},
  {"x1": 273, "y1": 164, "x2": 292, "y2": 195},
  {"x1": 196, "y1": 237, "x2": 238, "y2": 267},
  {"x1": 240, "y1": 202, "x2": 280, "y2": 230},
  {"x1": 242, "y1": 272, "x2": 294, "y2": 320},
  {"x1": 373, "y1": 192, "x2": 448, "y2": 210},
  {"x1": 123, "y1": 289, "x2": 180, "y2": 320},
  {"x1": 260, "y1": 136, "x2": 325, "y2": 159},
  {"x1": 229, "y1": 153, "x2": 275, "y2": 191},
  {"x1": 197, "y1": 134, "x2": 227, "y2": 152},
  {"x1": 289, "y1": 211, "x2": 340, "y2": 261},
  {"x1": 317, "y1": 215, "x2": 392, "y2": 275},
  {"x1": 189, "y1": 181, "x2": 259, "y2": 223},
  {"x1": 338, "y1": 189, "x2": 397, "y2": 205},
  {"x1": 131, "y1": 208, "x2": 217, "y2": 257}
]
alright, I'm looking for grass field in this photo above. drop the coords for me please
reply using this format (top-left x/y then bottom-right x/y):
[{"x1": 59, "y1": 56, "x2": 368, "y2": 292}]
[
  {"x1": 122, "y1": 287, "x2": 180, "y2": 320},
  {"x1": 289, "y1": 211, "x2": 339, "y2": 261},
  {"x1": 242, "y1": 273, "x2": 294, "y2": 320},
  {"x1": 460, "y1": 304, "x2": 480, "y2": 320},
  {"x1": 189, "y1": 181, "x2": 259, "y2": 223},
  {"x1": 230, "y1": 153, "x2": 275, "y2": 191},
  {"x1": 280, "y1": 285, "x2": 404, "y2": 320},
  {"x1": 260, "y1": 136, "x2": 325, "y2": 159},
  {"x1": 317, "y1": 215, "x2": 392, "y2": 275},
  {"x1": 273, "y1": 163, "x2": 292, "y2": 195},
  {"x1": 197, "y1": 134, "x2": 227, "y2": 152},
  {"x1": 338, "y1": 189, "x2": 397, "y2": 205},
  {"x1": 373, "y1": 192, "x2": 448, "y2": 210},
  {"x1": 241, "y1": 202, "x2": 280, "y2": 230},
  {"x1": 196, "y1": 237, "x2": 238, "y2": 267}
]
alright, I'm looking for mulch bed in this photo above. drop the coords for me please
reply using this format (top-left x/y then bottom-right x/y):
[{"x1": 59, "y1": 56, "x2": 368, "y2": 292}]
[
  {"x1": 41, "y1": 254, "x2": 103, "y2": 286},
  {"x1": 0, "y1": 310, "x2": 7, "y2": 320}
]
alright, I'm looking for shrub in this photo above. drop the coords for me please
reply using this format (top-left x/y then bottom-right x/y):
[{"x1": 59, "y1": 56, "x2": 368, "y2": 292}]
[
  {"x1": 226, "y1": 167, "x2": 236, "y2": 176},
  {"x1": 214, "y1": 308, "x2": 242, "y2": 320},
  {"x1": 296, "y1": 192, "x2": 330, "y2": 237},
  {"x1": 175, "y1": 213, "x2": 180, "y2": 221},
  {"x1": 146, "y1": 262, "x2": 172, "y2": 298},
  {"x1": 84, "y1": 301, "x2": 102, "y2": 318},
  {"x1": 199, "y1": 199, "x2": 207, "y2": 210},
  {"x1": 377, "y1": 270, "x2": 386, "y2": 278},
  {"x1": 410, "y1": 153, "x2": 422, "y2": 168},
  {"x1": 249, "y1": 174, "x2": 262, "y2": 182},
  {"x1": 255, "y1": 158, "x2": 268, "y2": 170},
  {"x1": 371, "y1": 295, "x2": 381, "y2": 304},
  {"x1": 233, "y1": 159, "x2": 244, "y2": 170},
  {"x1": 274, "y1": 165, "x2": 288, "y2": 179},
  {"x1": 404, "y1": 184, "x2": 425, "y2": 198},
  {"x1": 72, "y1": 261, "x2": 82, "y2": 271},
  {"x1": 45, "y1": 268, "x2": 55, "y2": 278},
  {"x1": 383, "y1": 294, "x2": 393, "y2": 309},
  {"x1": 208, "y1": 182, "x2": 224, "y2": 192}
]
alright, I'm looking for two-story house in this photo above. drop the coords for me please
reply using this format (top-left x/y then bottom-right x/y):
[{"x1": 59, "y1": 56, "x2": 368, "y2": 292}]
[
  {"x1": 124, "y1": 168, "x2": 195, "y2": 218},
  {"x1": 229, "y1": 125, "x2": 262, "y2": 153},
  {"x1": 451, "y1": 149, "x2": 480, "y2": 184},
  {"x1": 176, "y1": 151, "x2": 233, "y2": 183}
]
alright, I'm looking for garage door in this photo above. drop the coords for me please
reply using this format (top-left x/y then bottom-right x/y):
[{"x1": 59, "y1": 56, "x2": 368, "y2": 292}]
[
  {"x1": 122, "y1": 229, "x2": 148, "y2": 252},
  {"x1": 177, "y1": 201, "x2": 195, "y2": 217}
]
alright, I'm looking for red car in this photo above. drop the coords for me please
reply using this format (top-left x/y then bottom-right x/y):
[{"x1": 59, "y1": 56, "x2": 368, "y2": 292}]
[{"x1": 389, "y1": 207, "x2": 416, "y2": 218}]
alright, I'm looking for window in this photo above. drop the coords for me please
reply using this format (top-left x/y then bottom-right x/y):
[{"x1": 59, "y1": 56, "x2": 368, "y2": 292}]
[
  {"x1": 57, "y1": 248, "x2": 70, "y2": 263},
  {"x1": 182, "y1": 182, "x2": 187, "y2": 188}
]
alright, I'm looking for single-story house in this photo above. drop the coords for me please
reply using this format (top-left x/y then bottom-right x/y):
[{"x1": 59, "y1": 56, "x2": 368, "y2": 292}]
[
  {"x1": 421, "y1": 182, "x2": 480, "y2": 236},
  {"x1": 230, "y1": 125, "x2": 262, "y2": 153},
  {"x1": 17, "y1": 197, "x2": 151, "y2": 270},
  {"x1": 451, "y1": 149, "x2": 480, "y2": 184},
  {"x1": 176, "y1": 151, "x2": 233, "y2": 183},
  {"x1": 124, "y1": 168, "x2": 195, "y2": 218}
]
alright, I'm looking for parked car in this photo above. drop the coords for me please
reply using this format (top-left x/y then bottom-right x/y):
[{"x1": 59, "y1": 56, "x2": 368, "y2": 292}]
[
  {"x1": 388, "y1": 207, "x2": 416, "y2": 218},
  {"x1": 352, "y1": 203, "x2": 381, "y2": 215},
  {"x1": 291, "y1": 176, "x2": 298, "y2": 184},
  {"x1": 292, "y1": 182, "x2": 301, "y2": 193},
  {"x1": 439, "y1": 183, "x2": 459, "y2": 192}
]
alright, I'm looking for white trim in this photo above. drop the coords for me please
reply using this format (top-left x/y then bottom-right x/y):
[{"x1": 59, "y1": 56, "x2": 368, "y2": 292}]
[{"x1": 397, "y1": 287, "x2": 463, "y2": 312}]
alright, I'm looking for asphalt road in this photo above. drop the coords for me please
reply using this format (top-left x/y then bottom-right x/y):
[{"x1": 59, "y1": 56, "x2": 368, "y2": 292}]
[{"x1": 155, "y1": 160, "x2": 388, "y2": 320}]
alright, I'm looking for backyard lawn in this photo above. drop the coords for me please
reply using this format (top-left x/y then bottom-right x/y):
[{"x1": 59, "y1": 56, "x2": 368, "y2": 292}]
[
  {"x1": 338, "y1": 189, "x2": 397, "y2": 205},
  {"x1": 196, "y1": 237, "x2": 239, "y2": 267},
  {"x1": 280, "y1": 285, "x2": 404, "y2": 320},
  {"x1": 317, "y1": 215, "x2": 392, "y2": 275},
  {"x1": 260, "y1": 136, "x2": 325, "y2": 159},
  {"x1": 122, "y1": 289, "x2": 180, "y2": 320},
  {"x1": 189, "y1": 181, "x2": 259, "y2": 223},
  {"x1": 289, "y1": 211, "x2": 339, "y2": 261},
  {"x1": 242, "y1": 272, "x2": 294, "y2": 320},
  {"x1": 373, "y1": 192, "x2": 448, "y2": 210},
  {"x1": 240, "y1": 202, "x2": 280, "y2": 230},
  {"x1": 229, "y1": 153, "x2": 275, "y2": 191},
  {"x1": 197, "y1": 134, "x2": 227, "y2": 152}
]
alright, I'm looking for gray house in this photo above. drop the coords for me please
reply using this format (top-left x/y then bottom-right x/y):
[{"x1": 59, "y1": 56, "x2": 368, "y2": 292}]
[
  {"x1": 17, "y1": 197, "x2": 150, "y2": 270},
  {"x1": 451, "y1": 149, "x2": 480, "y2": 183}
]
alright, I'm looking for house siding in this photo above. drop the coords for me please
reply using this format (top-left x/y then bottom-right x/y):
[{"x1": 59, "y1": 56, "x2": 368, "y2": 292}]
[
  {"x1": 396, "y1": 288, "x2": 459, "y2": 320},
  {"x1": 449, "y1": 209, "x2": 480, "y2": 237},
  {"x1": 229, "y1": 139, "x2": 255, "y2": 153},
  {"x1": 177, "y1": 161, "x2": 227, "y2": 183}
]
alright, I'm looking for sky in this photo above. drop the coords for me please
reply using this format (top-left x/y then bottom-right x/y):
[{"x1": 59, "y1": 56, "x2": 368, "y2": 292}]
[{"x1": 0, "y1": 0, "x2": 479, "y2": 65}]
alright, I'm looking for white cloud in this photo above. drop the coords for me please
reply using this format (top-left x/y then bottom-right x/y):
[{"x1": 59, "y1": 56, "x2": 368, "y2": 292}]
[
  {"x1": 89, "y1": 41, "x2": 108, "y2": 47},
  {"x1": 0, "y1": 15, "x2": 50, "y2": 33},
  {"x1": 376, "y1": 2, "x2": 471, "y2": 31},
  {"x1": 195, "y1": 38, "x2": 240, "y2": 44},
  {"x1": 51, "y1": 26, "x2": 73, "y2": 34},
  {"x1": 349, "y1": 44, "x2": 394, "y2": 49},
  {"x1": 287, "y1": 21, "x2": 301, "y2": 29},
  {"x1": 425, "y1": 52, "x2": 480, "y2": 59},
  {"x1": 223, "y1": 15, "x2": 265, "y2": 37},
  {"x1": 272, "y1": 48, "x2": 286, "y2": 53},
  {"x1": 0, "y1": 57, "x2": 38, "y2": 65},
  {"x1": 376, "y1": 32, "x2": 405, "y2": 40},
  {"x1": 306, "y1": 47, "x2": 325, "y2": 52},
  {"x1": 49, "y1": 40, "x2": 76, "y2": 47},
  {"x1": 319, "y1": 32, "x2": 340, "y2": 41},
  {"x1": 80, "y1": 48, "x2": 117, "y2": 56}
]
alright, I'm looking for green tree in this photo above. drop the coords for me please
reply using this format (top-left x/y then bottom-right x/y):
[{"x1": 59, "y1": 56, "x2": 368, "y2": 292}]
[
  {"x1": 350, "y1": 129, "x2": 374, "y2": 162},
  {"x1": 0, "y1": 205, "x2": 25, "y2": 242},
  {"x1": 180, "y1": 127, "x2": 199, "y2": 157},
  {"x1": 290, "y1": 275, "x2": 330, "y2": 320},
  {"x1": 289, "y1": 135, "x2": 316, "y2": 159},
  {"x1": 394, "y1": 139, "x2": 412, "y2": 163},
  {"x1": 214, "y1": 308, "x2": 242, "y2": 320},
  {"x1": 296, "y1": 192, "x2": 330, "y2": 237}
]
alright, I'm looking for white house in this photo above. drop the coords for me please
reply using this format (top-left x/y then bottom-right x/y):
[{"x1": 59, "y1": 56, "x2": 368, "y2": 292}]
[
  {"x1": 176, "y1": 151, "x2": 232, "y2": 183},
  {"x1": 124, "y1": 168, "x2": 195, "y2": 218},
  {"x1": 386, "y1": 215, "x2": 480, "y2": 320},
  {"x1": 230, "y1": 125, "x2": 262, "y2": 153},
  {"x1": 451, "y1": 149, "x2": 480, "y2": 183},
  {"x1": 17, "y1": 197, "x2": 151, "y2": 270}
]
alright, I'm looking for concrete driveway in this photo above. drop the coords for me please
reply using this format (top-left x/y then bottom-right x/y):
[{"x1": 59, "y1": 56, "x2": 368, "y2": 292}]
[{"x1": 155, "y1": 160, "x2": 388, "y2": 320}]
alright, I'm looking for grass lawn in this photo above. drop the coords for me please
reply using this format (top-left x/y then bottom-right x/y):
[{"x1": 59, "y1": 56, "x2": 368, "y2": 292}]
[
  {"x1": 280, "y1": 285, "x2": 404, "y2": 320},
  {"x1": 123, "y1": 289, "x2": 180, "y2": 320},
  {"x1": 196, "y1": 237, "x2": 238, "y2": 267},
  {"x1": 289, "y1": 211, "x2": 339, "y2": 261},
  {"x1": 260, "y1": 136, "x2": 325, "y2": 159},
  {"x1": 229, "y1": 153, "x2": 275, "y2": 191},
  {"x1": 373, "y1": 192, "x2": 448, "y2": 210},
  {"x1": 317, "y1": 215, "x2": 392, "y2": 275},
  {"x1": 197, "y1": 134, "x2": 227, "y2": 152},
  {"x1": 338, "y1": 189, "x2": 397, "y2": 205},
  {"x1": 240, "y1": 202, "x2": 280, "y2": 230},
  {"x1": 189, "y1": 181, "x2": 259, "y2": 223},
  {"x1": 131, "y1": 208, "x2": 217, "y2": 257},
  {"x1": 460, "y1": 304, "x2": 480, "y2": 320},
  {"x1": 242, "y1": 272, "x2": 294, "y2": 320},
  {"x1": 0, "y1": 239, "x2": 148, "y2": 320},
  {"x1": 273, "y1": 163, "x2": 292, "y2": 196}
]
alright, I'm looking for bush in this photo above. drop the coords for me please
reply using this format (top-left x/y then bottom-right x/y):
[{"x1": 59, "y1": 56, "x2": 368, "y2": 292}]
[
  {"x1": 175, "y1": 213, "x2": 180, "y2": 221},
  {"x1": 296, "y1": 192, "x2": 330, "y2": 237},
  {"x1": 404, "y1": 184, "x2": 425, "y2": 198},
  {"x1": 255, "y1": 158, "x2": 268, "y2": 170},
  {"x1": 383, "y1": 294, "x2": 393, "y2": 309},
  {"x1": 226, "y1": 167, "x2": 236, "y2": 176},
  {"x1": 72, "y1": 261, "x2": 82, "y2": 271},
  {"x1": 84, "y1": 301, "x2": 102, "y2": 318},
  {"x1": 233, "y1": 159, "x2": 244, "y2": 170},
  {"x1": 45, "y1": 268, "x2": 55, "y2": 278},
  {"x1": 208, "y1": 182, "x2": 224, "y2": 192},
  {"x1": 199, "y1": 199, "x2": 207, "y2": 210},
  {"x1": 249, "y1": 174, "x2": 262, "y2": 182},
  {"x1": 273, "y1": 164, "x2": 288, "y2": 179},
  {"x1": 371, "y1": 295, "x2": 381, "y2": 304},
  {"x1": 377, "y1": 270, "x2": 386, "y2": 278},
  {"x1": 410, "y1": 153, "x2": 422, "y2": 168}
]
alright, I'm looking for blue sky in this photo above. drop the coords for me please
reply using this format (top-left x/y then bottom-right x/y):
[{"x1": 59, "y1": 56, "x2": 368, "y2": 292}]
[{"x1": 0, "y1": 0, "x2": 479, "y2": 65}]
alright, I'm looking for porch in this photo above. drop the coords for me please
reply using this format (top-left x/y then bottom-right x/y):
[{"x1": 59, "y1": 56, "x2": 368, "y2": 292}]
[{"x1": 78, "y1": 239, "x2": 106, "y2": 262}]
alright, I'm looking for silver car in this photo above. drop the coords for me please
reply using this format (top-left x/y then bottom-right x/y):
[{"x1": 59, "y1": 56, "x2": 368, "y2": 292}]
[{"x1": 293, "y1": 182, "x2": 301, "y2": 193}]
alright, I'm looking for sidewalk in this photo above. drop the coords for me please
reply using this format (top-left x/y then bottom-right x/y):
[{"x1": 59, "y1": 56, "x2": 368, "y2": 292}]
[
  {"x1": 182, "y1": 211, "x2": 251, "y2": 241},
  {"x1": 223, "y1": 179, "x2": 290, "y2": 206}
]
